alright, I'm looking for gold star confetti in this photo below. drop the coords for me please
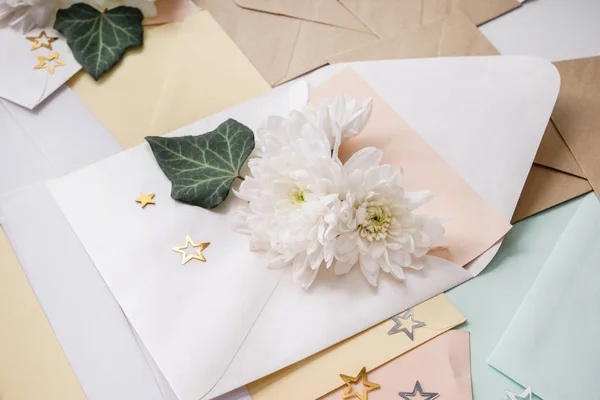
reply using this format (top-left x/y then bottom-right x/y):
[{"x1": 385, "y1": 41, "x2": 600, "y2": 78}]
[
  {"x1": 172, "y1": 235, "x2": 210, "y2": 264},
  {"x1": 26, "y1": 30, "x2": 58, "y2": 51},
  {"x1": 34, "y1": 52, "x2": 65, "y2": 74},
  {"x1": 340, "y1": 367, "x2": 380, "y2": 400},
  {"x1": 135, "y1": 192, "x2": 156, "y2": 208}
]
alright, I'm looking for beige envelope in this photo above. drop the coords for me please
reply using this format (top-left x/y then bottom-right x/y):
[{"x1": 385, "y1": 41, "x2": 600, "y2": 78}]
[
  {"x1": 0, "y1": 230, "x2": 87, "y2": 400},
  {"x1": 339, "y1": 0, "x2": 520, "y2": 39},
  {"x1": 69, "y1": 10, "x2": 271, "y2": 149},
  {"x1": 196, "y1": 0, "x2": 378, "y2": 86},
  {"x1": 329, "y1": 12, "x2": 592, "y2": 222},
  {"x1": 551, "y1": 56, "x2": 600, "y2": 196}
]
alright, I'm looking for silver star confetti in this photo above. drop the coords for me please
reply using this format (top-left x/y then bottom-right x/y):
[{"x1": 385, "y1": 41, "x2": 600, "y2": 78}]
[
  {"x1": 387, "y1": 308, "x2": 426, "y2": 340},
  {"x1": 398, "y1": 381, "x2": 439, "y2": 400},
  {"x1": 506, "y1": 386, "x2": 533, "y2": 400}
]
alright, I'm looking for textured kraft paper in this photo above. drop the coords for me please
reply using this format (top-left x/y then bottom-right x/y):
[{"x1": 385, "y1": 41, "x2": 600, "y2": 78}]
[
  {"x1": 330, "y1": 12, "x2": 591, "y2": 221},
  {"x1": 551, "y1": 56, "x2": 600, "y2": 196},
  {"x1": 69, "y1": 10, "x2": 271, "y2": 149},
  {"x1": 0, "y1": 229, "x2": 87, "y2": 400},
  {"x1": 339, "y1": 0, "x2": 519, "y2": 39},
  {"x1": 196, "y1": 0, "x2": 518, "y2": 86}
]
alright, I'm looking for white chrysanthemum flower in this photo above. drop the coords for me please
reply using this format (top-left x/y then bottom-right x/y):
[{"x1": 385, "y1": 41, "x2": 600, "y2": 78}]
[
  {"x1": 0, "y1": 0, "x2": 57, "y2": 32},
  {"x1": 334, "y1": 147, "x2": 446, "y2": 286},
  {"x1": 256, "y1": 94, "x2": 373, "y2": 159},
  {"x1": 236, "y1": 111, "x2": 346, "y2": 288}
]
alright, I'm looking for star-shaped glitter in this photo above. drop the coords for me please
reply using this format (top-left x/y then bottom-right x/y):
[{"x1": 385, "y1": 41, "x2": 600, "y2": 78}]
[
  {"x1": 172, "y1": 235, "x2": 210, "y2": 264},
  {"x1": 398, "y1": 381, "x2": 439, "y2": 400},
  {"x1": 34, "y1": 52, "x2": 65, "y2": 74},
  {"x1": 506, "y1": 386, "x2": 533, "y2": 400},
  {"x1": 340, "y1": 367, "x2": 380, "y2": 400},
  {"x1": 135, "y1": 192, "x2": 156, "y2": 208},
  {"x1": 387, "y1": 308, "x2": 426, "y2": 340},
  {"x1": 26, "y1": 30, "x2": 58, "y2": 50}
]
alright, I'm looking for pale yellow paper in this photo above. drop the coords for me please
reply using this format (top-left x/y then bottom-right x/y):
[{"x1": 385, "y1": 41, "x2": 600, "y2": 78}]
[
  {"x1": 69, "y1": 10, "x2": 271, "y2": 150},
  {"x1": 0, "y1": 230, "x2": 87, "y2": 400},
  {"x1": 247, "y1": 294, "x2": 465, "y2": 400}
]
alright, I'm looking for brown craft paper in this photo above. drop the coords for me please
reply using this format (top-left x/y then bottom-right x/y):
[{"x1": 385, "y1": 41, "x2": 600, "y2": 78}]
[
  {"x1": 512, "y1": 165, "x2": 592, "y2": 223},
  {"x1": 551, "y1": 56, "x2": 600, "y2": 196},
  {"x1": 196, "y1": 0, "x2": 378, "y2": 86},
  {"x1": 338, "y1": 0, "x2": 520, "y2": 39},
  {"x1": 0, "y1": 230, "x2": 87, "y2": 400},
  {"x1": 329, "y1": 12, "x2": 592, "y2": 221}
]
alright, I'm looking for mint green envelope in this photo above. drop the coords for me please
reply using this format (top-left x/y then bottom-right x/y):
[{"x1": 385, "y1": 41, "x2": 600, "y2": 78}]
[
  {"x1": 488, "y1": 193, "x2": 600, "y2": 399},
  {"x1": 447, "y1": 195, "x2": 586, "y2": 400}
]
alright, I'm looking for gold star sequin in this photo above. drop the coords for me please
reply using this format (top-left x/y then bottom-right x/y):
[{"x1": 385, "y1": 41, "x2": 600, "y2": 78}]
[
  {"x1": 34, "y1": 52, "x2": 65, "y2": 74},
  {"x1": 172, "y1": 235, "x2": 210, "y2": 264},
  {"x1": 26, "y1": 31, "x2": 58, "y2": 51},
  {"x1": 340, "y1": 367, "x2": 380, "y2": 400},
  {"x1": 135, "y1": 192, "x2": 156, "y2": 208}
]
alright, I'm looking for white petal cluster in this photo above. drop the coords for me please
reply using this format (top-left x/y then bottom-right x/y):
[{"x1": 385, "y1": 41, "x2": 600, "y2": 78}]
[
  {"x1": 236, "y1": 94, "x2": 445, "y2": 289},
  {"x1": 0, "y1": 0, "x2": 156, "y2": 33}
]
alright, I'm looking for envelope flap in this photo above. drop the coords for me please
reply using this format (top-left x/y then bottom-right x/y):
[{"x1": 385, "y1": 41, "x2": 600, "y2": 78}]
[
  {"x1": 552, "y1": 56, "x2": 600, "y2": 195},
  {"x1": 329, "y1": 11, "x2": 498, "y2": 64},
  {"x1": 533, "y1": 121, "x2": 585, "y2": 178},
  {"x1": 234, "y1": 0, "x2": 372, "y2": 33},
  {"x1": 456, "y1": 0, "x2": 520, "y2": 26}
]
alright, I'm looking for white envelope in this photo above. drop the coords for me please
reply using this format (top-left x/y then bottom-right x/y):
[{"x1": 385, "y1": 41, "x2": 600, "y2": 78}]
[
  {"x1": 41, "y1": 56, "x2": 559, "y2": 400},
  {"x1": 0, "y1": 26, "x2": 80, "y2": 109}
]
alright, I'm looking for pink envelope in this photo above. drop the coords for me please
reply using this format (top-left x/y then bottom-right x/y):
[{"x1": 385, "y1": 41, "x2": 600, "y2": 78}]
[
  {"x1": 319, "y1": 330, "x2": 473, "y2": 399},
  {"x1": 311, "y1": 69, "x2": 512, "y2": 268}
]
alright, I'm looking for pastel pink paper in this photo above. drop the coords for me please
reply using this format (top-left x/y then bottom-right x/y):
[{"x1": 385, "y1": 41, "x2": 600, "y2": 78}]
[
  {"x1": 144, "y1": 0, "x2": 198, "y2": 26},
  {"x1": 310, "y1": 69, "x2": 512, "y2": 268},
  {"x1": 319, "y1": 330, "x2": 473, "y2": 400}
]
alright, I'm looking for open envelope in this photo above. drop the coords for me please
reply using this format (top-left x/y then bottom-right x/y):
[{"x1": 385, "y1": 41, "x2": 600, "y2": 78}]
[
  {"x1": 319, "y1": 330, "x2": 473, "y2": 400},
  {"x1": 329, "y1": 12, "x2": 592, "y2": 222},
  {"x1": 489, "y1": 193, "x2": 600, "y2": 400},
  {"x1": 44, "y1": 57, "x2": 557, "y2": 400},
  {"x1": 69, "y1": 10, "x2": 271, "y2": 149},
  {"x1": 446, "y1": 196, "x2": 585, "y2": 398},
  {"x1": 0, "y1": 27, "x2": 80, "y2": 109}
]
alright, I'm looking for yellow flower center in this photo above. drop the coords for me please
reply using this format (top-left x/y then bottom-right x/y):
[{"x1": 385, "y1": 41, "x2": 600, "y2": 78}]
[
  {"x1": 290, "y1": 187, "x2": 308, "y2": 204},
  {"x1": 359, "y1": 204, "x2": 393, "y2": 241}
]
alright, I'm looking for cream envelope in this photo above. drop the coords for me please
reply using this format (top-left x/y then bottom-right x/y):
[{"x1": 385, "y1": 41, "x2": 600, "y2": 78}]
[
  {"x1": 0, "y1": 27, "x2": 80, "y2": 109},
  {"x1": 196, "y1": 0, "x2": 379, "y2": 86},
  {"x1": 319, "y1": 330, "x2": 472, "y2": 400},
  {"x1": 46, "y1": 56, "x2": 558, "y2": 400},
  {"x1": 247, "y1": 295, "x2": 465, "y2": 400},
  {"x1": 69, "y1": 10, "x2": 271, "y2": 149},
  {"x1": 338, "y1": 0, "x2": 520, "y2": 39},
  {"x1": 329, "y1": 12, "x2": 592, "y2": 222}
]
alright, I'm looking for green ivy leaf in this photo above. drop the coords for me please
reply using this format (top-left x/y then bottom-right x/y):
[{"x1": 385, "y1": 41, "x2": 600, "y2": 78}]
[
  {"x1": 54, "y1": 3, "x2": 144, "y2": 80},
  {"x1": 146, "y1": 119, "x2": 255, "y2": 209}
]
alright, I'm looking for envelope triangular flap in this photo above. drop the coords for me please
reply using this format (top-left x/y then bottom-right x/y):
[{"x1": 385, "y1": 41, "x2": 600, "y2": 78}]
[{"x1": 234, "y1": 0, "x2": 373, "y2": 33}]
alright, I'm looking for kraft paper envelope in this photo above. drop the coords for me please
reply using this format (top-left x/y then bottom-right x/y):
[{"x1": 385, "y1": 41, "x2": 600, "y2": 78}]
[
  {"x1": 69, "y1": 10, "x2": 271, "y2": 150},
  {"x1": 0, "y1": 26, "x2": 80, "y2": 109},
  {"x1": 551, "y1": 57, "x2": 600, "y2": 197},
  {"x1": 48, "y1": 66, "x2": 510, "y2": 400},
  {"x1": 196, "y1": 0, "x2": 378, "y2": 86},
  {"x1": 446, "y1": 196, "x2": 584, "y2": 399},
  {"x1": 319, "y1": 330, "x2": 473, "y2": 400},
  {"x1": 248, "y1": 295, "x2": 465, "y2": 400},
  {"x1": 0, "y1": 229, "x2": 87, "y2": 400},
  {"x1": 339, "y1": 0, "x2": 520, "y2": 39},
  {"x1": 329, "y1": 12, "x2": 591, "y2": 222},
  {"x1": 233, "y1": 0, "x2": 372, "y2": 33},
  {"x1": 1, "y1": 56, "x2": 558, "y2": 399},
  {"x1": 489, "y1": 193, "x2": 600, "y2": 400}
]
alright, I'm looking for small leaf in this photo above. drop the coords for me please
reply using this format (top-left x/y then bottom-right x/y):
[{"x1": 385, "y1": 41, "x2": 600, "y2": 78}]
[
  {"x1": 146, "y1": 119, "x2": 255, "y2": 209},
  {"x1": 54, "y1": 3, "x2": 143, "y2": 80}
]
